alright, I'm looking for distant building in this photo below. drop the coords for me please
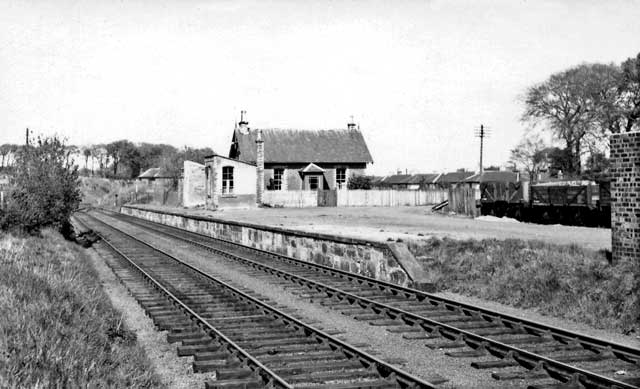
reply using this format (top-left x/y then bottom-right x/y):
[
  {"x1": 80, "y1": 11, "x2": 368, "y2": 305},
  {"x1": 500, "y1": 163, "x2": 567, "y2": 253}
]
[
  {"x1": 137, "y1": 167, "x2": 175, "y2": 185},
  {"x1": 374, "y1": 173, "x2": 440, "y2": 190},
  {"x1": 464, "y1": 170, "x2": 520, "y2": 184},
  {"x1": 228, "y1": 118, "x2": 373, "y2": 191},
  {"x1": 434, "y1": 171, "x2": 475, "y2": 188}
]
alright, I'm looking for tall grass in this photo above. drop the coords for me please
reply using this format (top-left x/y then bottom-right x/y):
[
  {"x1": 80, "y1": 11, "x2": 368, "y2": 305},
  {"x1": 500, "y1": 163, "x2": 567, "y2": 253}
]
[
  {"x1": 0, "y1": 229, "x2": 162, "y2": 388},
  {"x1": 408, "y1": 237, "x2": 639, "y2": 334}
]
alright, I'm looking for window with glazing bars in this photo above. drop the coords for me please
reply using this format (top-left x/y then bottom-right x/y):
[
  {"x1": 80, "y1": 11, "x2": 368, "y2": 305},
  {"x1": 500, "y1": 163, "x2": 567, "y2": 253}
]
[
  {"x1": 222, "y1": 166, "x2": 234, "y2": 194},
  {"x1": 336, "y1": 168, "x2": 346, "y2": 189},
  {"x1": 273, "y1": 168, "x2": 284, "y2": 190}
]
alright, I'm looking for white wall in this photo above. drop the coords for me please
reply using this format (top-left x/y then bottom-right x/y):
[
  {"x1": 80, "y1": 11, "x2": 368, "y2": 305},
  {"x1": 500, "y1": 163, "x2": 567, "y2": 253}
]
[{"x1": 214, "y1": 158, "x2": 256, "y2": 195}]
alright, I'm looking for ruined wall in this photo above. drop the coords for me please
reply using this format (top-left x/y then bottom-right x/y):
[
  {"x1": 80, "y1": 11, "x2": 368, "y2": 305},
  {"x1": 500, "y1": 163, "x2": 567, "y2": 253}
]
[
  {"x1": 610, "y1": 131, "x2": 640, "y2": 262},
  {"x1": 182, "y1": 161, "x2": 206, "y2": 207},
  {"x1": 120, "y1": 205, "x2": 427, "y2": 288}
]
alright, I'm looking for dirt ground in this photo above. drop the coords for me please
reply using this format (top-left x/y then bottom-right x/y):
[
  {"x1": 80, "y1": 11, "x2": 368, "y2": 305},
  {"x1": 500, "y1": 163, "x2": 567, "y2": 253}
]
[{"x1": 141, "y1": 205, "x2": 611, "y2": 252}]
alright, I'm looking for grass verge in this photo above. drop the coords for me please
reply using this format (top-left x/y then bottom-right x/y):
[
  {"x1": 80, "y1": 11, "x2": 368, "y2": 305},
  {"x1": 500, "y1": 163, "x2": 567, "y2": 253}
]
[
  {"x1": 408, "y1": 237, "x2": 639, "y2": 334},
  {"x1": 0, "y1": 229, "x2": 162, "y2": 388}
]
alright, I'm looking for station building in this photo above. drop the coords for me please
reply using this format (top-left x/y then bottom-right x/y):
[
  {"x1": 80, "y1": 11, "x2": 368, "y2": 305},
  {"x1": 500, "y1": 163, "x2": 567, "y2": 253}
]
[{"x1": 203, "y1": 115, "x2": 373, "y2": 209}]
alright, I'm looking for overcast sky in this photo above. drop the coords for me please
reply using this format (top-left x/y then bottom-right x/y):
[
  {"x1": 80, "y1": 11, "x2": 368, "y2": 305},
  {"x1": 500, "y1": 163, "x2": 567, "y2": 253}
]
[{"x1": 1, "y1": 0, "x2": 639, "y2": 174}]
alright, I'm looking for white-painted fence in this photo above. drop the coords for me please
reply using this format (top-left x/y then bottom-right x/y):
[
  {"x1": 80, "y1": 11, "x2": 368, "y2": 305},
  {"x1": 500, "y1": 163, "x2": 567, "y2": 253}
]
[
  {"x1": 337, "y1": 189, "x2": 447, "y2": 207},
  {"x1": 262, "y1": 189, "x2": 448, "y2": 208},
  {"x1": 263, "y1": 190, "x2": 318, "y2": 208}
]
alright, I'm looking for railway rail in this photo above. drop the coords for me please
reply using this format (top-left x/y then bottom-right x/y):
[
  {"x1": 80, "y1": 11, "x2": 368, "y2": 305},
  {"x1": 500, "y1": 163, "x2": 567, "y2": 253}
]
[
  {"x1": 92, "y1": 208, "x2": 640, "y2": 389},
  {"x1": 74, "y1": 211, "x2": 438, "y2": 389}
]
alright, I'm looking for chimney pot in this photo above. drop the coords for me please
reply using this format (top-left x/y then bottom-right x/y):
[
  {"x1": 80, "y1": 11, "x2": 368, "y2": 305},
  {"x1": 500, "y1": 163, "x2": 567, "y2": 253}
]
[
  {"x1": 347, "y1": 116, "x2": 356, "y2": 130},
  {"x1": 238, "y1": 110, "x2": 249, "y2": 133}
]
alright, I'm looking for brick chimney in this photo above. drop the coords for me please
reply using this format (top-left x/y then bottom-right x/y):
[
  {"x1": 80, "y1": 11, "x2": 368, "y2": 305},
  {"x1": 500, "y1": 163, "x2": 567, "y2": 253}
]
[{"x1": 256, "y1": 129, "x2": 264, "y2": 205}]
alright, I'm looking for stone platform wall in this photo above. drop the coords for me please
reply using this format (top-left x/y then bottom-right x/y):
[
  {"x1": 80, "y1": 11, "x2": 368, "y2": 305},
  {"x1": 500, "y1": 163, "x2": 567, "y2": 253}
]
[
  {"x1": 610, "y1": 131, "x2": 640, "y2": 262},
  {"x1": 120, "y1": 205, "x2": 427, "y2": 288}
]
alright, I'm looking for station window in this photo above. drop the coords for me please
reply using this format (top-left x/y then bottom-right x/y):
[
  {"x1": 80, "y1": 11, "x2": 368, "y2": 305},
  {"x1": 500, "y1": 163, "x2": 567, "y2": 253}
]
[
  {"x1": 222, "y1": 166, "x2": 234, "y2": 194},
  {"x1": 273, "y1": 168, "x2": 284, "y2": 190},
  {"x1": 308, "y1": 176, "x2": 319, "y2": 190},
  {"x1": 336, "y1": 168, "x2": 346, "y2": 189}
]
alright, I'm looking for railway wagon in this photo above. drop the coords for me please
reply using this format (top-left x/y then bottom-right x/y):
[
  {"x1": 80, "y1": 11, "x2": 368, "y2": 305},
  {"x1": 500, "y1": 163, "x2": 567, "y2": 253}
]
[{"x1": 479, "y1": 179, "x2": 611, "y2": 227}]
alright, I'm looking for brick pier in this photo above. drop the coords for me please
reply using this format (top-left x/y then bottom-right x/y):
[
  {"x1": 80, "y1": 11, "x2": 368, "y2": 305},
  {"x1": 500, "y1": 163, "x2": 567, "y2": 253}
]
[{"x1": 610, "y1": 131, "x2": 640, "y2": 262}]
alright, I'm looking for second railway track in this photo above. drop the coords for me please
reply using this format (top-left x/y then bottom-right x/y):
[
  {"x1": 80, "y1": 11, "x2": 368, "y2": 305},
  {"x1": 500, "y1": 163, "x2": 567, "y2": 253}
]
[
  {"x1": 74, "y1": 211, "x2": 439, "y2": 389},
  {"x1": 88, "y1": 208, "x2": 640, "y2": 389}
]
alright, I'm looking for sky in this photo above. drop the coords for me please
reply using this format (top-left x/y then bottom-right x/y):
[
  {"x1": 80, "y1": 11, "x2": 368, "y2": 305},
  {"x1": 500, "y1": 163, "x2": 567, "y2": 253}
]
[{"x1": 1, "y1": 0, "x2": 639, "y2": 175}]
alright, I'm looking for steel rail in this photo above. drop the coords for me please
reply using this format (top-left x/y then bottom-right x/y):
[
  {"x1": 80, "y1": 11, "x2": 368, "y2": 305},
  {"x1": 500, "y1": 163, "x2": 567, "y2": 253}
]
[
  {"x1": 74, "y1": 215, "x2": 291, "y2": 388},
  {"x1": 99, "y1": 209, "x2": 640, "y2": 389},
  {"x1": 82, "y1": 211, "x2": 438, "y2": 389},
  {"x1": 107, "y1": 209, "x2": 640, "y2": 361}
]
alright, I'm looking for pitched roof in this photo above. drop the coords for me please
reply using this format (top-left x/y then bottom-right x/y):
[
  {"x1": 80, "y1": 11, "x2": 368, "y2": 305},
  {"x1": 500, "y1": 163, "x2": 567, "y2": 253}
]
[
  {"x1": 465, "y1": 171, "x2": 519, "y2": 183},
  {"x1": 436, "y1": 171, "x2": 475, "y2": 184},
  {"x1": 381, "y1": 174, "x2": 413, "y2": 185},
  {"x1": 229, "y1": 128, "x2": 373, "y2": 164},
  {"x1": 377, "y1": 173, "x2": 440, "y2": 186},
  {"x1": 300, "y1": 163, "x2": 325, "y2": 173},
  {"x1": 407, "y1": 173, "x2": 440, "y2": 184},
  {"x1": 138, "y1": 167, "x2": 173, "y2": 179}
]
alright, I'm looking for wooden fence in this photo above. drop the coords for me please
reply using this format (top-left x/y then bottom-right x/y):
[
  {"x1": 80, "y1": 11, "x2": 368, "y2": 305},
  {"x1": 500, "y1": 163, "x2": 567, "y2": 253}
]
[
  {"x1": 337, "y1": 189, "x2": 447, "y2": 207},
  {"x1": 262, "y1": 189, "x2": 448, "y2": 208},
  {"x1": 447, "y1": 186, "x2": 479, "y2": 217}
]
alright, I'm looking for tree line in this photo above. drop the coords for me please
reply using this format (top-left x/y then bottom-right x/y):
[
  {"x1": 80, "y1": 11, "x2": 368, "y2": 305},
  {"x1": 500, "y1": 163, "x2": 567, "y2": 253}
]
[
  {"x1": 0, "y1": 140, "x2": 214, "y2": 180},
  {"x1": 511, "y1": 51, "x2": 639, "y2": 181}
]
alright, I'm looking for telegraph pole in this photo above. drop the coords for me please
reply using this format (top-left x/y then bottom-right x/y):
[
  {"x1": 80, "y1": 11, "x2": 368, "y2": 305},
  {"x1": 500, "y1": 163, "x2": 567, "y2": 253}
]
[
  {"x1": 474, "y1": 124, "x2": 490, "y2": 174},
  {"x1": 25, "y1": 128, "x2": 30, "y2": 146}
]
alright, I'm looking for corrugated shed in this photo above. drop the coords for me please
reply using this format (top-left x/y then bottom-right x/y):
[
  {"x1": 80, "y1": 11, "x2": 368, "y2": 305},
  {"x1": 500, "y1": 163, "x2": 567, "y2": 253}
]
[
  {"x1": 229, "y1": 128, "x2": 373, "y2": 164},
  {"x1": 465, "y1": 171, "x2": 519, "y2": 183}
]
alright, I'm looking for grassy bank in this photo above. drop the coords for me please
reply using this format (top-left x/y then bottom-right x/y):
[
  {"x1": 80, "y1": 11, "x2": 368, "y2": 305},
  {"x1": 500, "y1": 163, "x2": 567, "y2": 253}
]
[
  {"x1": 0, "y1": 229, "x2": 162, "y2": 388},
  {"x1": 408, "y1": 237, "x2": 639, "y2": 334}
]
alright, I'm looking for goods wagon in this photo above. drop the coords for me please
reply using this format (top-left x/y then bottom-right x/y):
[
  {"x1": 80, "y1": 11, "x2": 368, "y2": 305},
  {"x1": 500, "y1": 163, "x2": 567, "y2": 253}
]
[{"x1": 479, "y1": 179, "x2": 610, "y2": 227}]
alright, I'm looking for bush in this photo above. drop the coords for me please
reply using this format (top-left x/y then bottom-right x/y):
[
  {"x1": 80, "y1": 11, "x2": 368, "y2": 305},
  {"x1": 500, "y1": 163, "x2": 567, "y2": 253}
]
[
  {"x1": 1, "y1": 136, "x2": 81, "y2": 235},
  {"x1": 348, "y1": 175, "x2": 374, "y2": 189},
  {"x1": 0, "y1": 230, "x2": 162, "y2": 388}
]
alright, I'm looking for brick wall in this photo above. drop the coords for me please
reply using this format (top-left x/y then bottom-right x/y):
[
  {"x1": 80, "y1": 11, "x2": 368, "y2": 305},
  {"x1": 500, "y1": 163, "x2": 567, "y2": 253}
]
[{"x1": 610, "y1": 131, "x2": 640, "y2": 262}]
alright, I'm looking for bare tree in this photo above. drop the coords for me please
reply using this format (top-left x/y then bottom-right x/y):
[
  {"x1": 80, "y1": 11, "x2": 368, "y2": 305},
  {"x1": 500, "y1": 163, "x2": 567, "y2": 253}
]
[{"x1": 509, "y1": 134, "x2": 547, "y2": 182}]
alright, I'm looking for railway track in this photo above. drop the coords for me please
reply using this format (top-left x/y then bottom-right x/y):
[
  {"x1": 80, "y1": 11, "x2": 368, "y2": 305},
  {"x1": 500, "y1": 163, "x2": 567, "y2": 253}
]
[
  {"x1": 74, "y1": 212, "x2": 439, "y2": 389},
  {"x1": 91, "y1": 208, "x2": 640, "y2": 389}
]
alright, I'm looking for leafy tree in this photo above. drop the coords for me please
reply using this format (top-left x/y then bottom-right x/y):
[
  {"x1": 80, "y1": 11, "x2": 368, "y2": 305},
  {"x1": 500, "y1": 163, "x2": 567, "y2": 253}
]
[
  {"x1": 158, "y1": 146, "x2": 214, "y2": 181},
  {"x1": 522, "y1": 63, "x2": 618, "y2": 174},
  {"x1": 91, "y1": 145, "x2": 108, "y2": 176},
  {"x1": 82, "y1": 147, "x2": 91, "y2": 173},
  {"x1": 105, "y1": 140, "x2": 136, "y2": 177},
  {"x1": 582, "y1": 152, "x2": 610, "y2": 181},
  {"x1": 509, "y1": 135, "x2": 547, "y2": 182},
  {"x1": 2, "y1": 135, "x2": 81, "y2": 235},
  {"x1": 618, "y1": 53, "x2": 640, "y2": 132},
  {"x1": 0, "y1": 144, "x2": 18, "y2": 168},
  {"x1": 543, "y1": 147, "x2": 573, "y2": 178}
]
